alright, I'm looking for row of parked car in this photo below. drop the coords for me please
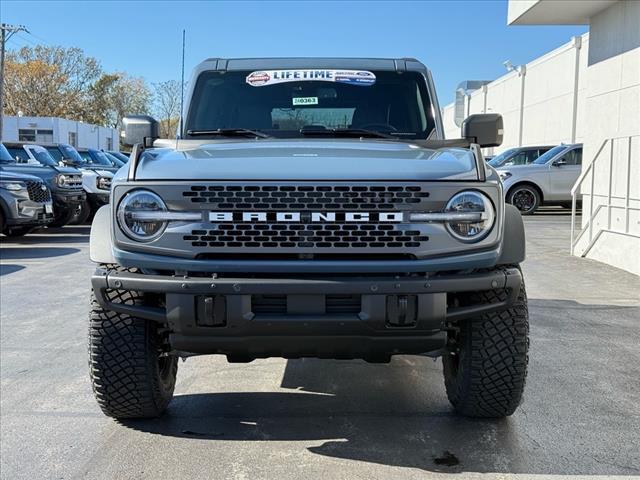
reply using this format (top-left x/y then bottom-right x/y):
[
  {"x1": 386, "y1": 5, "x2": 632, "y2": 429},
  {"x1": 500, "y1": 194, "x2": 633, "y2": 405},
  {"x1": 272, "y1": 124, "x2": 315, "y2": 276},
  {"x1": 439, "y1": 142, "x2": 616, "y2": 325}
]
[
  {"x1": 487, "y1": 143, "x2": 583, "y2": 215},
  {"x1": 0, "y1": 142, "x2": 128, "y2": 236}
]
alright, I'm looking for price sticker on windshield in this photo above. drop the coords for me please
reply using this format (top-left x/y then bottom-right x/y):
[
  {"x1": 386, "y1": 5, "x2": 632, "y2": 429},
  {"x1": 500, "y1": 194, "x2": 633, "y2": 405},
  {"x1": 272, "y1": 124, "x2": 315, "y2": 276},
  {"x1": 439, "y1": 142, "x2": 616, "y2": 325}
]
[
  {"x1": 246, "y1": 69, "x2": 376, "y2": 87},
  {"x1": 292, "y1": 97, "x2": 318, "y2": 106}
]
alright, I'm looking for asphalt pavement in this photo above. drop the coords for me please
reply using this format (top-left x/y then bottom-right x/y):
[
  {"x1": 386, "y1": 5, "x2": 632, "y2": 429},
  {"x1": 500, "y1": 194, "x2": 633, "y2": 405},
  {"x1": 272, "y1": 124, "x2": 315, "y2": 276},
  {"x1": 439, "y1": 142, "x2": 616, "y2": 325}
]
[{"x1": 1, "y1": 208, "x2": 639, "y2": 480}]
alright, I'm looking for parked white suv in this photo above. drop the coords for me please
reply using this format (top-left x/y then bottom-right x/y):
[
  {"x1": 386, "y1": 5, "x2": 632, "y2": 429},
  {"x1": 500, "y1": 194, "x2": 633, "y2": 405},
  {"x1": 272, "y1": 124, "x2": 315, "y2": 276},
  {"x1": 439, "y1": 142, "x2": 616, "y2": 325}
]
[{"x1": 497, "y1": 143, "x2": 583, "y2": 214}]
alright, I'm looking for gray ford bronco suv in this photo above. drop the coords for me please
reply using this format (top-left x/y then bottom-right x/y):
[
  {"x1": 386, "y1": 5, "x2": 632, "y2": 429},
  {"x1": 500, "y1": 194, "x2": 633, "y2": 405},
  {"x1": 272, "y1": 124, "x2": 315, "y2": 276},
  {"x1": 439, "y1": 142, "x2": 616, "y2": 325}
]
[{"x1": 89, "y1": 58, "x2": 528, "y2": 419}]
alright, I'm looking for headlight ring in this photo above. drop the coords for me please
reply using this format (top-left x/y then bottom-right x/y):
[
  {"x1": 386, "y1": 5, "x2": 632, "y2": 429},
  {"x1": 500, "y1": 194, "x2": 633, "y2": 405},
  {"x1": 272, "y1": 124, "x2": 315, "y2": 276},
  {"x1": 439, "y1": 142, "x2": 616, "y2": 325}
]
[
  {"x1": 444, "y1": 190, "x2": 495, "y2": 242},
  {"x1": 117, "y1": 189, "x2": 168, "y2": 242}
]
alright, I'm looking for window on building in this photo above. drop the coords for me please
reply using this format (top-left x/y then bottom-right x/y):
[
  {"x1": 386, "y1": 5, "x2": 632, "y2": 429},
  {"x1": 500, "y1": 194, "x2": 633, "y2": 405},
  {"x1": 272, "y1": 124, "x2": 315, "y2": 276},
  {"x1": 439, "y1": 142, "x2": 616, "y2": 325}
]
[
  {"x1": 106, "y1": 137, "x2": 113, "y2": 150},
  {"x1": 18, "y1": 129, "x2": 36, "y2": 142},
  {"x1": 36, "y1": 130, "x2": 54, "y2": 143},
  {"x1": 68, "y1": 132, "x2": 77, "y2": 147},
  {"x1": 18, "y1": 128, "x2": 54, "y2": 143}
]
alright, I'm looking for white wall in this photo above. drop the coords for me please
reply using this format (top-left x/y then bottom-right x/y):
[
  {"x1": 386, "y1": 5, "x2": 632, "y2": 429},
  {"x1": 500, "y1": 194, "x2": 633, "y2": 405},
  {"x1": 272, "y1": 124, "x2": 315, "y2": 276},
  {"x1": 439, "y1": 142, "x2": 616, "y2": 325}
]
[
  {"x1": 576, "y1": 0, "x2": 640, "y2": 275},
  {"x1": 1, "y1": 116, "x2": 119, "y2": 151},
  {"x1": 442, "y1": 34, "x2": 589, "y2": 155}
]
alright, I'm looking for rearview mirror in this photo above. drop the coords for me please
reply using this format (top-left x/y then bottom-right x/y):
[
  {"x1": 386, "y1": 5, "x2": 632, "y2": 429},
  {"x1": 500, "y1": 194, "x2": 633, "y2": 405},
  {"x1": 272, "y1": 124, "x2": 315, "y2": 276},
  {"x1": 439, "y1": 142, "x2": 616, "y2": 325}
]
[
  {"x1": 553, "y1": 159, "x2": 567, "y2": 167},
  {"x1": 461, "y1": 113, "x2": 503, "y2": 148},
  {"x1": 122, "y1": 115, "x2": 159, "y2": 147}
]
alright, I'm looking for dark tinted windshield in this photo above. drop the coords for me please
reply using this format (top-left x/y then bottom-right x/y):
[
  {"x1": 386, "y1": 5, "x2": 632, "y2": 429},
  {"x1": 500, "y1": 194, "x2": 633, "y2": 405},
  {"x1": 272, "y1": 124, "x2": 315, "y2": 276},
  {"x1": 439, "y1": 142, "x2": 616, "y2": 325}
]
[
  {"x1": 0, "y1": 144, "x2": 15, "y2": 162},
  {"x1": 186, "y1": 70, "x2": 435, "y2": 139},
  {"x1": 79, "y1": 149, "x2": 112, "y2": 166},
  {"x1": 104, "y1": 152, "x2": 125, "y2": 167},
  {"x1": 109, "y1": 151, "x2": 129, "y2": 163}
]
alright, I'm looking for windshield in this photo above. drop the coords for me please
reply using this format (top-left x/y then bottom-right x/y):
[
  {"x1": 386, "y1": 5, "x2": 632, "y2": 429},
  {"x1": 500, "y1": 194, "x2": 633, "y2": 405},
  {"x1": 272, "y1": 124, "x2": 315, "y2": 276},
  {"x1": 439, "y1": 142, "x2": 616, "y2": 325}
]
[
  {"x1": 185, "y1": 70, "x2": 435, "y2": 139},
  {"x1": 29, "y1": 148, "x2": 58, "y2": 166},
  {"x1": 80, "y1": 150, "x2": 112, "y2": 166},
  {"x1": 109, "y1": 151, "x2": 129, "y2": 163},
  {"x1": 60, "y1": 144, "x2": 86, "y2": 163},
  {"x1": 533, "y1": 145, "x2": 567, "y2": 164},
  {"x1": 488, "y1": 148, "x2": 517, "y2": 168},
  {"x1": 104, "y1": 152, "x2": 125, "y2": 167},
  {"x1": 0, "y1": 144, "x2": 15, "y2": 163}
]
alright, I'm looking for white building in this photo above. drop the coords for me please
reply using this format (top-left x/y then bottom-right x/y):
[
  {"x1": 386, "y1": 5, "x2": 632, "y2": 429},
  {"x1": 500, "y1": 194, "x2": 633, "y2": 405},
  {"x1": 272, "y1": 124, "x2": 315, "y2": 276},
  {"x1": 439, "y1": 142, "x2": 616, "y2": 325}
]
[
  {"x1": 443, "y1": 0, "x2": 639, "y2": 275},
  {"x1": 2, "y1": 116, "x2": 119, "y2": 151}
]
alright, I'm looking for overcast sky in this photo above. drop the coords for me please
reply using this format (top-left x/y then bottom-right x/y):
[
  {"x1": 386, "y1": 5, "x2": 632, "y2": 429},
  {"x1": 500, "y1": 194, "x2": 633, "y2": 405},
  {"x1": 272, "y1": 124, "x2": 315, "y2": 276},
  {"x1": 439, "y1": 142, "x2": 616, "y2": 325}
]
[{"x1": 1, "y1": 0, "x2": 587, "y2": 105}]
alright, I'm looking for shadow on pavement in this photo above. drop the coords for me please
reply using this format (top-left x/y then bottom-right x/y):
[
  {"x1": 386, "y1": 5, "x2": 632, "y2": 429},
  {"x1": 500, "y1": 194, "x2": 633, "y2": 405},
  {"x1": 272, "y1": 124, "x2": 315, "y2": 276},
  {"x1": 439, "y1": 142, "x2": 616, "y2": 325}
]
[
  {"x1": 1, "y1": 226, "x2": 90, "y2": 245},
  {"x1": 0, "y1": 247, "x2": 80, "y2": 259},
  {"x1": 0, "y1": 264, "x2": 25, "y2": 276}
]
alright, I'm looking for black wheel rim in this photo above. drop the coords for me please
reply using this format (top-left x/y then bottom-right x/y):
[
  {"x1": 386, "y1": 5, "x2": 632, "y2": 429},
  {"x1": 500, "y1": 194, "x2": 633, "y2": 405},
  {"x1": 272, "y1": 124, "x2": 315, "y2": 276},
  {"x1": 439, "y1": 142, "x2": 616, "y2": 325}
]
[{"x1": 512, "y1": 189, "x2": 536, "y2": 212}]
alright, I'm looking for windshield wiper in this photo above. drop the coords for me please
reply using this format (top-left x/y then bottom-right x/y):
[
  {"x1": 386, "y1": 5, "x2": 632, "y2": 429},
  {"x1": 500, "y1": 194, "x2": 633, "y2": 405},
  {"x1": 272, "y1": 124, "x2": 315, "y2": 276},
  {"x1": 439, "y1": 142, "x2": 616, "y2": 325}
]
[
  {"x1": 186, "y1": 128, "x2": 271, "y2": 139},
  {"x1": 299, "y1": 127, "x2": 394, "y2": 139}
]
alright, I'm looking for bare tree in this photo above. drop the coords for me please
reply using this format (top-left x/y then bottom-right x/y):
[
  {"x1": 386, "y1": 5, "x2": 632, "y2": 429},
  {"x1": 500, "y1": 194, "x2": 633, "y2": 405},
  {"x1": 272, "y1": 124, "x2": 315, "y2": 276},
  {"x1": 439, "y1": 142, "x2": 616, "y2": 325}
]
[
  {"x1": 154, "y1": 80, "x2": 181, "y2": 138},
  {"x1": 108, "y1": 73, "x2": 153, "y2": 129}
]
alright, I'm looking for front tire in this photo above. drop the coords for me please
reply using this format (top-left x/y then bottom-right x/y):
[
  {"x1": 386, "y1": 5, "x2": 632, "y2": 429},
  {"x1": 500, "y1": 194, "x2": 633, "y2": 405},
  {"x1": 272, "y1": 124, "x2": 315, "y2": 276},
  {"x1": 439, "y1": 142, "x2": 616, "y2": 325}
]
[
  {"x1": 443, "y1": 271, "x2": 529, "y2": 418},
  {"x1": 70, "y1": 199, "x2": 91, "y2": 225},
  {"x1": 3, "y1": 226, "x2": 35, "y2": 237},
  {"x1": 88, "y1": 285, "x2": 178, "y2": 419},
  {"x1": 507, "y1": 185, "x2": 540, "y2": 215}
]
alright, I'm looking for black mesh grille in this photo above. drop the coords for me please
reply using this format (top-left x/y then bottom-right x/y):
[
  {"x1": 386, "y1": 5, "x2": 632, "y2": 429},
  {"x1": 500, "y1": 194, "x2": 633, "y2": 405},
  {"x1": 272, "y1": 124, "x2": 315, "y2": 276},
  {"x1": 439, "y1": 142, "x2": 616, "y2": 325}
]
[
  {"x1": 184, "y1": 224, "x2": 429, "y2": 249},
  {"x1": 182, "y1": 184, "x2": 430, "y2": 210},
  {"x1": 26, "y1": 181, "x2": 51, "y2": 202}
]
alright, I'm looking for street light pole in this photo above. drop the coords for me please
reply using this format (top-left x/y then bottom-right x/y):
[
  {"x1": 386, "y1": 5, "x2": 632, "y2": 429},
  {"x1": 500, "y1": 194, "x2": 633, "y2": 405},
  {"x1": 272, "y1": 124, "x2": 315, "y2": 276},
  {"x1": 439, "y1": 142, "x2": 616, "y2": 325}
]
[{"x1": 0, "y1": 23, "x2": 29, "y2": 141}]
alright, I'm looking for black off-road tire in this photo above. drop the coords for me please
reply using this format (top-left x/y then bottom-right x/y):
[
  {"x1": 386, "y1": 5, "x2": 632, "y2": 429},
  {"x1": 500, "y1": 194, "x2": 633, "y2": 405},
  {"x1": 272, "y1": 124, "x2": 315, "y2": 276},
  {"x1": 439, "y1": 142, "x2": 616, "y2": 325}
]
[
  {"x1": 443, "y1": 270, "x2": 529, "y2": 418},
  {"x1": 88, "y1": 271, "x2": 178, "y2": 419},
  {"x1": 3, "y1": 226, "x2": 35, "y2": 237},
  {"x1": 49, "y1": 208, "x2": 76, "y2": 228},
  {"x1": 71, "y1": 199, "x2": 91, "y2": 225}
]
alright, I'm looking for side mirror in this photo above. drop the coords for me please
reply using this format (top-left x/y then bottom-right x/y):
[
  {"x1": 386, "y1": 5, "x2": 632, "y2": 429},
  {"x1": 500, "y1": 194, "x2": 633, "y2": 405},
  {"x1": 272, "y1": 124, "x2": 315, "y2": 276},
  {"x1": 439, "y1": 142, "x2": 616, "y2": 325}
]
[
  {"x1": 553, "y1": 159, "x2": 567, "y2": 167},
  {"x1": 461, "y1": 113, "x2": 503, "y2": 148},
  {"x1": 122, "y1": 115, "x2": 159, "y2": 147}
]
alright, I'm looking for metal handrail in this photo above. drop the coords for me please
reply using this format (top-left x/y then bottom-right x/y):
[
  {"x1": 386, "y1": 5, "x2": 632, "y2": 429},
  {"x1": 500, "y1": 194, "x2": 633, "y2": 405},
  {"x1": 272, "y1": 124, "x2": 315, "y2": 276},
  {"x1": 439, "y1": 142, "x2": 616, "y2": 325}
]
[{"x1": 570, "y1": 134, "x2": 639, "y2": 256}]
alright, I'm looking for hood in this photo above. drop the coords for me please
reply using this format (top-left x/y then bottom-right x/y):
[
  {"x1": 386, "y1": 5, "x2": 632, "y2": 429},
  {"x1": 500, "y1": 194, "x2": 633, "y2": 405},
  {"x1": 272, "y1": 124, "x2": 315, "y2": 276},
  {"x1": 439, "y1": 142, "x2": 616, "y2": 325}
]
[
  {"x1": 134, "y1": 139, "x2": 478, "y2": 181},
  {"x1": 0, "y1": 170, "x2": 43, "y2": 182}
]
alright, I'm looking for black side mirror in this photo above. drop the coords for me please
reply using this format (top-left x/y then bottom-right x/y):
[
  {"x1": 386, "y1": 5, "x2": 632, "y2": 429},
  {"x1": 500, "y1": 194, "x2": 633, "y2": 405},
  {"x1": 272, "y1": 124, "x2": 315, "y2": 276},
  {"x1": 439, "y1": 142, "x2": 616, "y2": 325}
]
[
  {"x1": 122, "y1": 115, "x2": 159, "y2": 147},
  {"x1": 461, "y1": 113, "x2": 503, "y2": 148},
  {"x1": 553, "y1": 159, "x2": 567, "y2": 167}
]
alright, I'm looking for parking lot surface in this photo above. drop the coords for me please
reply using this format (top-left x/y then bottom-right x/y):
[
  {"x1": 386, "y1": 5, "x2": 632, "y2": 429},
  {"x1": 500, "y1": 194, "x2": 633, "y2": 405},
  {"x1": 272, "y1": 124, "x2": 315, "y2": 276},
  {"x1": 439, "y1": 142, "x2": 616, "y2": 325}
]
[{"x1": 1, "y1": 209, "x2": 639, "y2": 480}]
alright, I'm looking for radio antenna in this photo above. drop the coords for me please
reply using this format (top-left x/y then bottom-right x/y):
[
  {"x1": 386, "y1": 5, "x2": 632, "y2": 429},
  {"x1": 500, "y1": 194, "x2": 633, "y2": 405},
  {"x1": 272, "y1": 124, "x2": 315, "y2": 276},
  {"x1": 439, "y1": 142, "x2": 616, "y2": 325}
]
[{"x1": 178, "y1": 29, "x2": 186, "y2": 147}]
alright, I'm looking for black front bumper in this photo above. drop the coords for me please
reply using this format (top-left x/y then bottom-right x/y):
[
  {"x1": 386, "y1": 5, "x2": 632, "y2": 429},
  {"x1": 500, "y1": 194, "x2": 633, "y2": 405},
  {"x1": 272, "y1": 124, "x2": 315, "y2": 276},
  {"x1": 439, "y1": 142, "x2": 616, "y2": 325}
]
[
  {"x1": 92, "y1": 267, "x2": 522, "y2": 360},
  {"x1": 53, "y1": 190, "x2": 86, "y2": 210}
]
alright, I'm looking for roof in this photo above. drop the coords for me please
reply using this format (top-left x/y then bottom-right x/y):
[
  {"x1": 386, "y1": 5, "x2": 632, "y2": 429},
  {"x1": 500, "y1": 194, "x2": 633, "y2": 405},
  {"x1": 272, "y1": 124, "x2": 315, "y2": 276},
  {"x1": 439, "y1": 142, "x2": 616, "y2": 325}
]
[
  {"x1": 193, "y1": 57, "x2": 428, "y2": 73},
  {"x1": 508, "y1": 0, "x2": 616, "y2": 25}
]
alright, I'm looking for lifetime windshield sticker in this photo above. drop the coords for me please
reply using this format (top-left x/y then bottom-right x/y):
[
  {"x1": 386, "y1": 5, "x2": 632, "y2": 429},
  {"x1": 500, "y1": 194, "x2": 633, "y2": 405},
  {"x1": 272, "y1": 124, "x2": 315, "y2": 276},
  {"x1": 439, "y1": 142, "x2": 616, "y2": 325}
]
[
  {"x1": 246, "y1": 70, "x2": 376, "y2": 87},
  {"x1": 292, "y1": 96, "x2": 318, "y2": 106}
]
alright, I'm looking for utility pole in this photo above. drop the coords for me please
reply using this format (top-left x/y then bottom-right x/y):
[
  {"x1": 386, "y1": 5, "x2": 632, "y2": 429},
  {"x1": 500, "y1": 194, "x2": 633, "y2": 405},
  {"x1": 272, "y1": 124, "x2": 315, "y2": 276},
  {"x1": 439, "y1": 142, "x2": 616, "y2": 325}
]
[{"x1": 0, "y1": 23, "x2": 29, "y2": 141}]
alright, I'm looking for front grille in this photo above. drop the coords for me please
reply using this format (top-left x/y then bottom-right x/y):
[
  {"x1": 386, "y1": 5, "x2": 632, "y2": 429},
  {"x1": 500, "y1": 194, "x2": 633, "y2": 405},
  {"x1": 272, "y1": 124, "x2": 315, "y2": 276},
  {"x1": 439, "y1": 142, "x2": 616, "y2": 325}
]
[
  {"x1": 182, "y1": 185, "x2": 430, "y2": 210},
  {"x1": 184, "y1": 224, "x2": 429, "y2": 249},
  {"x1": 26, "y1": 181, "x2": 52, "y2": 202},
  {"x1": 252, "y1": 294, "x2": 361, "y2": 315},
  {"x1": 62, "y1": 175, "x2": 83, "y2": 190}
]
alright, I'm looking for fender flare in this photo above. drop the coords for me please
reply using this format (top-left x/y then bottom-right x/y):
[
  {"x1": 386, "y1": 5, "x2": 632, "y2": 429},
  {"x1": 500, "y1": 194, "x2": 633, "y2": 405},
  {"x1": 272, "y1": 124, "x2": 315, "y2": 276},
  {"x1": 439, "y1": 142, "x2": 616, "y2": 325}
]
[
  {"x1": 89, "y1": 205, "x2": 116, "y2": 264},
  {"x1": 497, "y1": 204, "x2": 526, "y2": 265}
]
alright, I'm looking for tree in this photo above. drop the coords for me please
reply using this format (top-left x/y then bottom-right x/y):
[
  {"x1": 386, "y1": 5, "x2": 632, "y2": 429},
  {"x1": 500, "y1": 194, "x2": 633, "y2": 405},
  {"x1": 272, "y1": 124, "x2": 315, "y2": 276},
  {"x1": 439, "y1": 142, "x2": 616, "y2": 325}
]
[
  {"x1": 3, "y1": 45, "x2": 152, "y2": 128},
  {"x1": 3, "y1": 45, "x2": 101, "y2": 118},
  {"x1": 154, "y1": 80, "x2": 181, "y2": 138},
  {"x1": 108, "y1": 73, "x2": 153, "y2": 129}
]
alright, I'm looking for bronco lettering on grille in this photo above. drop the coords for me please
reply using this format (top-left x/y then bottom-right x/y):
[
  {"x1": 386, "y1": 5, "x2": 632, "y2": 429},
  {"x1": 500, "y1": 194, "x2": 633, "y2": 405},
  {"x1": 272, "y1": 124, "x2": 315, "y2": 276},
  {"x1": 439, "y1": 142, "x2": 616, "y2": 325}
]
[{"x1": 208, "y1": 211, "x2": 404, "y2": 223}]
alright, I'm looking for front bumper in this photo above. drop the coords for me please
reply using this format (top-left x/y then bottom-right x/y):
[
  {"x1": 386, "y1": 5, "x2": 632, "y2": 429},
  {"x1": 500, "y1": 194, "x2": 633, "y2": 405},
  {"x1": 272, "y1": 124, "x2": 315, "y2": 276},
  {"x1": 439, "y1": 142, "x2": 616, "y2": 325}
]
[
  {"x1": 92, "y1": 267, "x2": 522, "y2": 360},
  {"x1": 53, "y1": 190, "x2": 86, "y2": 209}
]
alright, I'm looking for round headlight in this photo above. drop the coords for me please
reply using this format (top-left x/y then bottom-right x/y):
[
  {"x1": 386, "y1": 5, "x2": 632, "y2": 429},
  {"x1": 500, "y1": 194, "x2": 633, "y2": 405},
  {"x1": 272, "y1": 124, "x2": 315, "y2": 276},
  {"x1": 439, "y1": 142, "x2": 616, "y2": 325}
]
[
  {"x1": 117, "y1": 190, "x2": 167, "y2": 241},
  {"x1": 97, "y1": 176, "x2": 111, "y2": 190},
  {"x1": 445, "y1": 191, "x2": 495, "y2": 242},
  {"x1": 56, "y1": 175, "x2": 67, "y2": 187}
]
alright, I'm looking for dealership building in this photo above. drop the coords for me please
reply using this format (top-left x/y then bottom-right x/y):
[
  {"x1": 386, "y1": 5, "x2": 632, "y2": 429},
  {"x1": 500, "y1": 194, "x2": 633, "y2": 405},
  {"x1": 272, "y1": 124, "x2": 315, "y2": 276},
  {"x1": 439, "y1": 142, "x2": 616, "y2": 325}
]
[
  {"x1": 443, "y1": 0, "x2": 639, "y2": 275},
  {"x1": 1, "y1": 115, "x2": 119, "y2": 151}
]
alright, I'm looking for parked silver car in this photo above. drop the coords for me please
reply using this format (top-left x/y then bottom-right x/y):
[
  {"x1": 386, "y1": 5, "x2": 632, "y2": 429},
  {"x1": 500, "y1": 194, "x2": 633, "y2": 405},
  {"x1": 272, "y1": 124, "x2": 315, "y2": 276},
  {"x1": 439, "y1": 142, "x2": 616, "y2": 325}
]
[{"x1": 497, "y1": 143, "x2": 583, "y2": 214}]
